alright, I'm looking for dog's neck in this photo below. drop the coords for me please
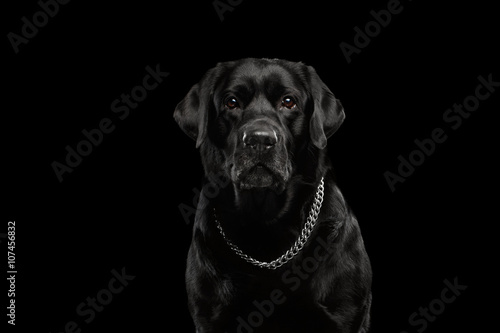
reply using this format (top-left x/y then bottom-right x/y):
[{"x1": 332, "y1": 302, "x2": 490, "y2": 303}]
[
  {"x1": 209, "y1": 175, "x2": 320, "y2": 226},
  {"x1": 204, "y1": 174, "x2": 326, "y2": 263},
  {"x1": 233, "y1": 187, "x2": 284, "y2": 222},
  {"x1": 201, "y1": 141, "x2": 329, "y2": 225}
]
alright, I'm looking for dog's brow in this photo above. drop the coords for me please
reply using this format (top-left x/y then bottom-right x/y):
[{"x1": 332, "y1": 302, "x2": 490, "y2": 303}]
[
  {"x1": 262, "y1": 72, "x2": 299, "y2": 99},
  {"x1": 223, "y1": 77, "x2": 256, "y2": 98}
]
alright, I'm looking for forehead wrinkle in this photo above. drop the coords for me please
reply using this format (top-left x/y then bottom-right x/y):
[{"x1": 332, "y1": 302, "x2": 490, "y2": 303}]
[
  {"x1": 262, "y1": 72, "x2": 289, "y2": 99},
  {"x1": 226, "y1": 76, "x2": 258, "y2": 104},
  {"x1": 214, "y1": 70, "x2": 256, "y2": 103}
]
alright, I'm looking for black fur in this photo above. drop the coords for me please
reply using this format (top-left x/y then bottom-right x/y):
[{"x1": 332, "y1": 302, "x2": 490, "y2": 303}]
[{"x1": 174, "y1": 58, "x2": 372, "y2": 333}]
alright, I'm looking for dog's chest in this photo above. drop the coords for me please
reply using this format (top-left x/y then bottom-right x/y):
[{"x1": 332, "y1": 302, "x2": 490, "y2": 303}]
[
  {"x1": 227, "y1": 267, "x2": 320, "y2": 306},
  {"x1": 221, "y1": 274, "x2": 330, "y2": 332}
]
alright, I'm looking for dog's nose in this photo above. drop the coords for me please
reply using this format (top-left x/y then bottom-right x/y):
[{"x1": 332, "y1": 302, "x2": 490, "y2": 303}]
[{"x1": 243, "y1": 129, "x2": 278, "y2": 151}]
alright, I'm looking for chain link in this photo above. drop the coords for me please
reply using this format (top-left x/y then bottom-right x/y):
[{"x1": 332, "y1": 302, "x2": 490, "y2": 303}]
[{"x1": 214, "y1": 177, "x2": 325, "y2": 270}]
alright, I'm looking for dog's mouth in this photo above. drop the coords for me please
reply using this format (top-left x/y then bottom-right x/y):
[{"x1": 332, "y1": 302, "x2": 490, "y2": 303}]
[
  {"x1": 232, "y1": 161, "x2": 290, "y2": 193},
  {"x1": 240, "y1": 164, "x2": 275, "y2": 189}
]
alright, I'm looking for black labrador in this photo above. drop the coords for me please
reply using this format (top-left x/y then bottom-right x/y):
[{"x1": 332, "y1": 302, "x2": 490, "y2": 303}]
[{"x1": 174, "y1": 58, "x2": 372, "y2": 333}]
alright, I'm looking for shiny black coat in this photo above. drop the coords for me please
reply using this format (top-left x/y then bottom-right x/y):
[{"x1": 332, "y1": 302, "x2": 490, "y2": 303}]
[{"x1": 174, "y1": 58, "x2": 372, "y2": 332}]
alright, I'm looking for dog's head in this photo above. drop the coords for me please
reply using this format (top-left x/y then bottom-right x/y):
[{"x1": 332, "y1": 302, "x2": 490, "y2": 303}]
[{"x1": 174, "y1": 58, "x2": 344, "y2": 194}]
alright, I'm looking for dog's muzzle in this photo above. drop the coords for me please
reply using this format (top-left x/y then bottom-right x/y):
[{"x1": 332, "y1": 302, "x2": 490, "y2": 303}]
[{"x1": 231, "y1": 120, "x2": 290, "y2": 192}]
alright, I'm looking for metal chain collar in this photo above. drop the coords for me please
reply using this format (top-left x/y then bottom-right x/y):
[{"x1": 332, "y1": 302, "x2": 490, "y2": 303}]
[{"x1": 214, "y1": 177, "x2": 325, "y2": 270}]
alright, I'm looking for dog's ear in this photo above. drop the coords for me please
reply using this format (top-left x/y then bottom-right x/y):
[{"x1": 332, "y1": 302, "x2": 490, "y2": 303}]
[
  {"x1": 307, "y1": 66, "x2": 345, "y2": 149},
  {"x1": 174, "y1": 66, "x2": 219, "y2": 148}
]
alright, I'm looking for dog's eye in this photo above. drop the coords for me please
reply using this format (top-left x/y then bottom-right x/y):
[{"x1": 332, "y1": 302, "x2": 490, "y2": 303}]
[
  {"x1": 225, "y1": 97, "x2": 239, "y2": 109},
  {"x1": 281, "y1": 96, "x2": 296, "y2": 109}
]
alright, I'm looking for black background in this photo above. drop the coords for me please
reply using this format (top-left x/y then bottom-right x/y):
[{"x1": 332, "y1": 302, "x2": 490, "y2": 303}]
[{"x1": 3, "y1": 0, "x2": 498, "y2": 332}]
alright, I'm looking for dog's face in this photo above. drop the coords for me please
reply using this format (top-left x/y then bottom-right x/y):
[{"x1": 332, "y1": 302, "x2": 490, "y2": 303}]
[{"x1": 174, "y1": 58, "x2": 344, "y2": 194}]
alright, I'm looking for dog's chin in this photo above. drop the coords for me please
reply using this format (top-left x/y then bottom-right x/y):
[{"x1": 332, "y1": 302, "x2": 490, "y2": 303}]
[{"x1": 236, "y1": 165, "x2": 287, "y2": 193}]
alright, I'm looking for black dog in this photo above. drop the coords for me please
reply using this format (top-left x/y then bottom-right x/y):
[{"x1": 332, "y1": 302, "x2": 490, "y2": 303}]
[{"x1": 174, "y1": 58, "x2": 372, "y2": 333}]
